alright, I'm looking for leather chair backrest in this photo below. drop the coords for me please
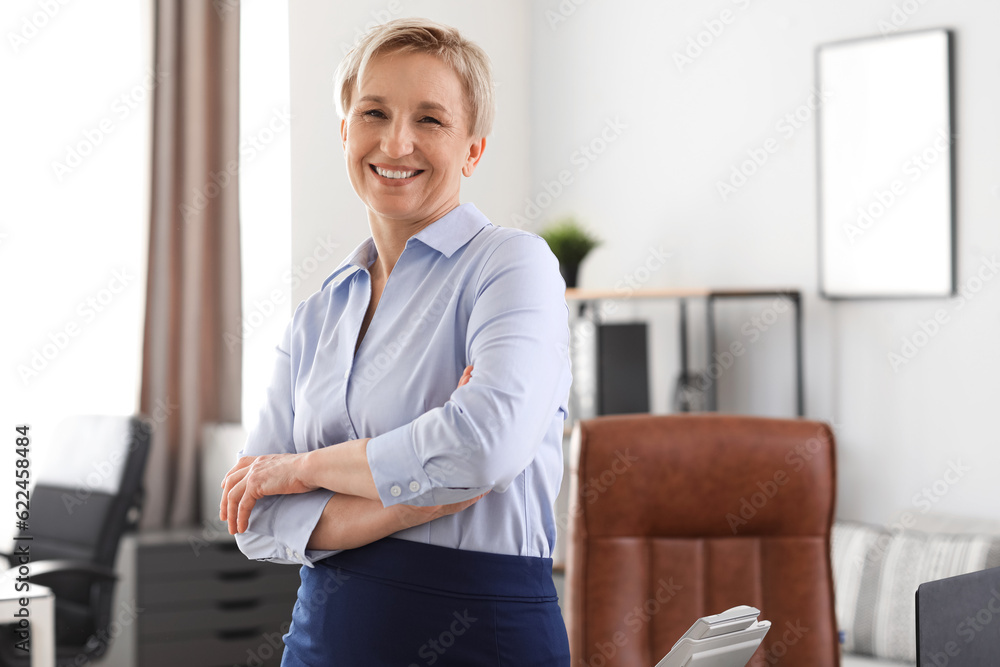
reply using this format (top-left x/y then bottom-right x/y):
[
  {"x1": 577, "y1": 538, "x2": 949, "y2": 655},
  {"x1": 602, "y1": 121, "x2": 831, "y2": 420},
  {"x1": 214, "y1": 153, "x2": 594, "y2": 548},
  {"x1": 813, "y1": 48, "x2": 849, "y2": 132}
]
[{"x1": 565, "y1": 414, "x2": 838, "y2": 667}]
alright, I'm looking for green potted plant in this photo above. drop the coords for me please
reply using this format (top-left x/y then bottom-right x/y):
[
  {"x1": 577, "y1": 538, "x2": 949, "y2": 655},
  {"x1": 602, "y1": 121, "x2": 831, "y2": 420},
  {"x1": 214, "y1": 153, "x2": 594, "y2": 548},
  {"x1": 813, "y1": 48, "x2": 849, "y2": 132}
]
[{"x1": 538, "y1": 217, "x2": 601, "y2": 288}]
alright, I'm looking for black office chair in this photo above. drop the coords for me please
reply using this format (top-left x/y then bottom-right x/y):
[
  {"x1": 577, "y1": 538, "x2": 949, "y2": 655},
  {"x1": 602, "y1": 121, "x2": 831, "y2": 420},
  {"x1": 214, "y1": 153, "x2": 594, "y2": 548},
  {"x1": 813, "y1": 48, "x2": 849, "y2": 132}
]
[{"x1": 1, "y1": 415, "x2": 151, "y2": 666}]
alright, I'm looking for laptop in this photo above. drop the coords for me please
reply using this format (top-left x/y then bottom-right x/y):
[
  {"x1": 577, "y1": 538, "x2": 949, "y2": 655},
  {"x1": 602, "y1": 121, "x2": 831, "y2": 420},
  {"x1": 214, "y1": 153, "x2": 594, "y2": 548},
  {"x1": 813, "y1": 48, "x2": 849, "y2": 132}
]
[{"x1": 916, "y1": 566, "x2": 1000, "y2": 666}]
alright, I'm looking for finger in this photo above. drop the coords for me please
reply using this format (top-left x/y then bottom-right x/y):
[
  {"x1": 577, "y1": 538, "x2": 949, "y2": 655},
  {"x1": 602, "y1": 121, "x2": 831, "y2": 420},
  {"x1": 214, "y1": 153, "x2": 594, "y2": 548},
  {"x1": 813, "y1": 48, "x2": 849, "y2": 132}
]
[
  {"x1": 458, "y1": 365, "x2": 473, "y2": 388},
  {"x1": 221, "y1": 474, "x2": 235, "y2": 520},
  {"x1": 221, "y1": 456, "x2": 255, "y2": 488},
  {"x1": 227, "y1": 479, "x2": 246, "y2": 535},
  {"x1": 237, "y1": 491, "x2": 258, "y2": 534},
  {"x1": 465, "y1": 491, "x2": 488, "y2": 509},
  {"x1": 220, "y1": 480, "x2": 230, "y2": 521},
  {"x1": 451, "y1": 492, "x2": 488, "y2": 512},
  {"x1": 219, "y1": 465, "x2": 250, "y2": 520}
]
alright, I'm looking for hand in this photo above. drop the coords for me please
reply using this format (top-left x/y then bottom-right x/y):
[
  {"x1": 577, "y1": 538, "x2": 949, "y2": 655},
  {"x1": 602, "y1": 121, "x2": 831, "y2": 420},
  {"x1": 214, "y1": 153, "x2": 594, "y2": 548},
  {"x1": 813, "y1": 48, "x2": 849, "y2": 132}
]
[
  {"x1": 392, "y1": 492, "x2": 489, "y2": 530},
  {"x1": 458, "y1": 364, "x2": 472, "y2": 388},
  {"x1": 220, "y1": 453, "x2": 316, "y2": 535}
]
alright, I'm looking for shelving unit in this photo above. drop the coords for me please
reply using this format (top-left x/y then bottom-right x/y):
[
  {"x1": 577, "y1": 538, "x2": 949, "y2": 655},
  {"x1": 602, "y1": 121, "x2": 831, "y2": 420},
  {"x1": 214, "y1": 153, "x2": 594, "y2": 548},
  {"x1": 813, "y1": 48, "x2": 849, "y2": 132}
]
[{"x1": 565, "y1": 287, "x2": 804, "y2": 416}]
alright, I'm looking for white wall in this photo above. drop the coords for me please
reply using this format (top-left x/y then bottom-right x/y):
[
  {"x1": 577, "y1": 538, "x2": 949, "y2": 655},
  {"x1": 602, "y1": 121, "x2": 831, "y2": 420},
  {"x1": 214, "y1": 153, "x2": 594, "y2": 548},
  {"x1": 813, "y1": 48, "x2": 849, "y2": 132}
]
[
  {"x1": 529, "y1": 0, "x2": 1000, "y2": 526},
  {"x1": 288, "y1": 0, "x2": 1000, "y2": 527}
]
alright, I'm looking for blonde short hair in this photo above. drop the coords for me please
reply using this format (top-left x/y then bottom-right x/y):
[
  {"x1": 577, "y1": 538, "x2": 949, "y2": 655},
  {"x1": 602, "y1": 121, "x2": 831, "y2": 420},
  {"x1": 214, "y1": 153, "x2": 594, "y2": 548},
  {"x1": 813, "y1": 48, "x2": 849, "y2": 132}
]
[{"x1": 334, "y1": 18, "x2": 496, "y2": 139}]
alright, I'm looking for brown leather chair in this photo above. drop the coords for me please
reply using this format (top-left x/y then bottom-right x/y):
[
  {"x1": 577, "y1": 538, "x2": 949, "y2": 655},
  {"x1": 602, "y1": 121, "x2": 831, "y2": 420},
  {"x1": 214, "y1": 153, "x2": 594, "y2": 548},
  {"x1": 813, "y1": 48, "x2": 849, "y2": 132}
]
[{"x1": 565, "y1": 414, "x2": 838, "y2": 666}]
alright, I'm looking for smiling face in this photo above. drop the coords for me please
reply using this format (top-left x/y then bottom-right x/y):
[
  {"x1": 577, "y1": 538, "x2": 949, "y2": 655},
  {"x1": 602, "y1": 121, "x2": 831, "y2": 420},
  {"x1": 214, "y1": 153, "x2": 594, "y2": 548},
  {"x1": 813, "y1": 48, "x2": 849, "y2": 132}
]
[{"x1": 341, "y1": 50, "x2": 486, "y2": 232}]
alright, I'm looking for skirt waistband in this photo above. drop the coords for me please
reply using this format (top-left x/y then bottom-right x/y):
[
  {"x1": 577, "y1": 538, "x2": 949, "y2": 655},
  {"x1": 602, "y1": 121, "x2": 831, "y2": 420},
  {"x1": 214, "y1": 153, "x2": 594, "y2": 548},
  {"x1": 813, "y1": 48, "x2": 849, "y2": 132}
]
[{"x1": 314, "y1": 537, "x2": 557, "y2": 602}]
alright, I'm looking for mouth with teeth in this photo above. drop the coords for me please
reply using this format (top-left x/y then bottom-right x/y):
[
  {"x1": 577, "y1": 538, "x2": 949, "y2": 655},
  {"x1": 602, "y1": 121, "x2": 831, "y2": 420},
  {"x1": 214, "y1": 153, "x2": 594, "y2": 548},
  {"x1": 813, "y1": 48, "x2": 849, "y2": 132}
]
[{"x1": 371, "y1": 164, "x2": 424, "y2": 181}]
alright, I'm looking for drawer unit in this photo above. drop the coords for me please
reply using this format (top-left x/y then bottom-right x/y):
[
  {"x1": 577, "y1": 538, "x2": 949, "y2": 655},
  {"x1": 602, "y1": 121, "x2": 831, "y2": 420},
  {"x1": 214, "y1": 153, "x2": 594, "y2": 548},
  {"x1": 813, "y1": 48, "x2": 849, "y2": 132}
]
[{"x1": 103, "y1": 529, "x2": 302, "y2": 667}]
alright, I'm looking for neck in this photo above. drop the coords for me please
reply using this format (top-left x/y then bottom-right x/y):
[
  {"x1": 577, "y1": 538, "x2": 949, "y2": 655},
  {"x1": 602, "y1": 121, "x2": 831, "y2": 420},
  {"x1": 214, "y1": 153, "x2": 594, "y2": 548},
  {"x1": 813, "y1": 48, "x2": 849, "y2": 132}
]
[{"x1": 367, "y1": 202, "x2": 460, "y2": 278}]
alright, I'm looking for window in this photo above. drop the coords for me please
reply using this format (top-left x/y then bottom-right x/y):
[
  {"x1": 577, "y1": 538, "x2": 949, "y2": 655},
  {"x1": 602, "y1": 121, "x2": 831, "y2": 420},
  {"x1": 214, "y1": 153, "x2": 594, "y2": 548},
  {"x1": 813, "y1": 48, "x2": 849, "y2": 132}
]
[
  {"x1": 238, "y1": 0, "x2": 293, "y2": 431},
  {"x1": 0, "y1": 0, "x2": 152, "y2": 543}
]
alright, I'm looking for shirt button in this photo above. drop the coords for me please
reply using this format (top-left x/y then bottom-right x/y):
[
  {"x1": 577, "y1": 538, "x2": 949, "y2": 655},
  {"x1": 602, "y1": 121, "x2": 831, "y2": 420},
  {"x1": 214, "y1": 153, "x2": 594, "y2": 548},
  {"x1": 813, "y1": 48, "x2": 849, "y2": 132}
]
[
  {"x1": 285, "y1": 547, "x2": 293, "y2": 558},
  {"x1": 390, "y1": 485, "x2": 402, "y2": 497},
  {"x1": 409, "y1": 481, "x2": 420, "y2": 493},
  {"x1": 343, "y1": 369, "x2": 350, "y2": 379}
]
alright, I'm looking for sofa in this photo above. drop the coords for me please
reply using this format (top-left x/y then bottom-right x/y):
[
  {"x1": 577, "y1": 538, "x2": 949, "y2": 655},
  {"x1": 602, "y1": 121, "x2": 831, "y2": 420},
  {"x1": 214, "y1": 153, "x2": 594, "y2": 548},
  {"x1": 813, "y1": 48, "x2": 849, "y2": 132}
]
[{"x1": 833, "y1": 514, "x2": 1000, "y2": 667}]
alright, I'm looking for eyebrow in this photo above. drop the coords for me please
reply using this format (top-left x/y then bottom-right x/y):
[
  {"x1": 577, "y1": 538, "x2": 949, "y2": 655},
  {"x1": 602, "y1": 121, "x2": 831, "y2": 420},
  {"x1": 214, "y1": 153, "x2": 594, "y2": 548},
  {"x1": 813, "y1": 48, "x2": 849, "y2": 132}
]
[{"x1": 356, "y1": 95, "x2": 451, "y2": 114}]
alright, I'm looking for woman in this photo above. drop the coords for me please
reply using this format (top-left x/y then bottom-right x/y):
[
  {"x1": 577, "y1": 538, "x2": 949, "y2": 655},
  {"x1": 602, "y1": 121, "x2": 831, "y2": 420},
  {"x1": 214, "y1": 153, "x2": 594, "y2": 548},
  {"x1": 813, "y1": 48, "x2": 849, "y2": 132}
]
[{"x1": 220, "y1": 17, "x2": 572, "y2": 666}]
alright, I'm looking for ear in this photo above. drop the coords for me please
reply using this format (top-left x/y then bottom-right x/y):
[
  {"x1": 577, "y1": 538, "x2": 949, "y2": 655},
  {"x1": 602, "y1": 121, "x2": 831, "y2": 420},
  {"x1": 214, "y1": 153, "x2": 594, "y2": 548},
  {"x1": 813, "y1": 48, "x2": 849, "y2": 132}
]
[
  {"x1": 462, "y1": 138, "x2": 486, "y2": 177},
  {"x1": 340, "y1": 118, "x2": 348, "y2": 150}
]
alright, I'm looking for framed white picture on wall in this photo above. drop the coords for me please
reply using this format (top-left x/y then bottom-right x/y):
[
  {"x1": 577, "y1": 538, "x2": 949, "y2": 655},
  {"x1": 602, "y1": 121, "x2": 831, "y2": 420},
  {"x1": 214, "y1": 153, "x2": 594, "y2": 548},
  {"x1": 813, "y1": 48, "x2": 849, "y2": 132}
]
[{"x1": 816, "y1": 29, "x2": 955, "y2": 299}]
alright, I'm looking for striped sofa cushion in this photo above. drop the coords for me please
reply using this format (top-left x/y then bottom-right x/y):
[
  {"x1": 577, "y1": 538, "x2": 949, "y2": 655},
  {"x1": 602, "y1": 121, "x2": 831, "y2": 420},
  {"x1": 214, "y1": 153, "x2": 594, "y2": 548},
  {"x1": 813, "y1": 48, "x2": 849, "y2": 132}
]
[{"x1": 831, "y1": 520, "x2": 1000, "y2": 663}]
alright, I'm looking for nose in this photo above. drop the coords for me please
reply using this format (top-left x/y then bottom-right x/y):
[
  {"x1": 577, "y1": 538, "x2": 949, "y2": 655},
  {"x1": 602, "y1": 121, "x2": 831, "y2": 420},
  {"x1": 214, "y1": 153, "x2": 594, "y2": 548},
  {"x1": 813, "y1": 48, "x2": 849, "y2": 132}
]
[{"x1": 381, "y1": 119, "x2": 414, "y2": 159}]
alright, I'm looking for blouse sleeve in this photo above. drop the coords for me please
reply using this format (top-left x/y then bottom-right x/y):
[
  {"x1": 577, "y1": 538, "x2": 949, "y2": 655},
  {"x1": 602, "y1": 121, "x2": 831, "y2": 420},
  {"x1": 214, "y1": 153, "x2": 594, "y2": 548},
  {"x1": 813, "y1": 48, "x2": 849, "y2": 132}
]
[
  {"x1": 365, "y1": 233, "x2": 571, "y2": 507},
  {"x1": 233, "y1": 321, "x2": 338, "y2": 568}
]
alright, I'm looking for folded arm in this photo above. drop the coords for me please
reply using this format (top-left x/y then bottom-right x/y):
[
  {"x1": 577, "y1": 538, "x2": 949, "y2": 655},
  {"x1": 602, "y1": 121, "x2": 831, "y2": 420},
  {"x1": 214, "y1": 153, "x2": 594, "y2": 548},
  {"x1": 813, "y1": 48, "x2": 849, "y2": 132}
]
[
  {"x1": 305, "y1": 489, "x2": 485, "y2": 551},
  {"x1": 226, "y1": 235, "x2": 569, "y2": 557},
  {"x1": 256, "y1": 234, "x2": 567, "y2": 516},
  {"x1": 364, "y1": 233, "x2": 571, "y2": 507},
  {"x1": 224, "y1": 327, "x2": 480, "y2": 564}
]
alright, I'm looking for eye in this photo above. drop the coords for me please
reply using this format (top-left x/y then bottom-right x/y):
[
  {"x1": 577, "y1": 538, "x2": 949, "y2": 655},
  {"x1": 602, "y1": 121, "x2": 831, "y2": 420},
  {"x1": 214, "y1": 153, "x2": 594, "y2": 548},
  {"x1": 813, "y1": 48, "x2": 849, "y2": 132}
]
[
  {"x1": 361, "y1": 109, "x2": 386, "y2": 119},
  {"x1": 419, "y1": 116, "x2": 442, "y2": 125}
]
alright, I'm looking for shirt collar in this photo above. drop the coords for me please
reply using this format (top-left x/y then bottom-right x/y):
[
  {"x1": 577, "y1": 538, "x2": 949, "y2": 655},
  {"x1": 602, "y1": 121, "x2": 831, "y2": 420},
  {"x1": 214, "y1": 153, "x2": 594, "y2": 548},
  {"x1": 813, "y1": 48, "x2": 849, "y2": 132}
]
[
  {"x1": 321, "y1": 203, "x2": 491, "y2": 291},
  {"x1": 321, "y1": 239, "x2": 374, "y2": 290},
  {"x1": 407, "y1": 203, "x2": 491, "y2": 258}
]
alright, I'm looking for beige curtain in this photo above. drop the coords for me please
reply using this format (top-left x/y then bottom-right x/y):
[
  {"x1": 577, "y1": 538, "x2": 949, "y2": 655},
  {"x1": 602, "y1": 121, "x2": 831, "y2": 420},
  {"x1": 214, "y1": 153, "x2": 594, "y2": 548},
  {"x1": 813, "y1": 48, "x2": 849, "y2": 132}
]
[{"x1": 140, "y1": 0, "x2": 242, "y2": 529}]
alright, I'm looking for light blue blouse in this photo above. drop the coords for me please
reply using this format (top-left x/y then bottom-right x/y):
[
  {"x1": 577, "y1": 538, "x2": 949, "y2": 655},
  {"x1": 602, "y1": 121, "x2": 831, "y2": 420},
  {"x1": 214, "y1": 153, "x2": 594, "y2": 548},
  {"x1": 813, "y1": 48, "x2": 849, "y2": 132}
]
[{"x1": 234, "y1": 203, "x2": 572, "y2": 567}]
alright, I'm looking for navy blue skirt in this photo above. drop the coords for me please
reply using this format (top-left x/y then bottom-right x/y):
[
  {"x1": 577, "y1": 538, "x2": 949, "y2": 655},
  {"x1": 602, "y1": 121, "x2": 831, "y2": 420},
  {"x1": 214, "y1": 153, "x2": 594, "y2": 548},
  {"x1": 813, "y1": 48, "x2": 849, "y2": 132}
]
[{"x1": 280, "y1": 537, "x2": 570, "y2": 666}]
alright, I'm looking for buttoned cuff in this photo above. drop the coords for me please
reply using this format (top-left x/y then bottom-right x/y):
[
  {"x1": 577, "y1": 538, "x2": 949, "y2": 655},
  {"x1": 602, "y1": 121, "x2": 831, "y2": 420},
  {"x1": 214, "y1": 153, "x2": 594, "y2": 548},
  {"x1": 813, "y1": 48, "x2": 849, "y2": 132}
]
[
  {"x1": 367, "y1": 423, "x2": 437, "y2": 507},
  {"x1": 367, "y1": 423, "x2": 490, "y2": 507}
]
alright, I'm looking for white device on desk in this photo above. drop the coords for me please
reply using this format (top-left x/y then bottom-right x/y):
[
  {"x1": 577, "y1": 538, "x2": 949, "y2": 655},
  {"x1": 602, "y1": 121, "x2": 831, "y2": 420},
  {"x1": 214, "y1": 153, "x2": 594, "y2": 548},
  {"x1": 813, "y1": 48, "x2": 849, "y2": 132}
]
[{"x1": 654, "y1": 605, "x2": 770, "y2": 667}]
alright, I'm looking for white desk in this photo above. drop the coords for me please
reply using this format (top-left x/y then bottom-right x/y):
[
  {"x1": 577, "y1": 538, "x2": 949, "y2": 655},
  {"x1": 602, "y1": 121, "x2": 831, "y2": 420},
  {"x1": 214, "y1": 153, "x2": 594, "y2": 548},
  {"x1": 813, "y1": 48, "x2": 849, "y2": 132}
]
[{"x1": 0, "y1": 570, "x2": 55, "y2": 667}]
